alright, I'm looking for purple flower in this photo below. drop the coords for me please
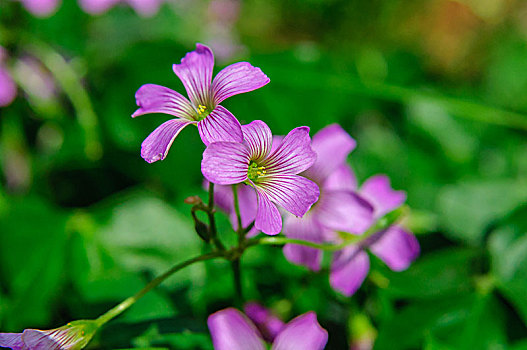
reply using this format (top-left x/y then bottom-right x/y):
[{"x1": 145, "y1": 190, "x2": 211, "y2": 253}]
[
  {"x1": 78, "y1": 0, "x2": 162, "y2": 17},
  {"x1": 18, "y1": 0, "x2": 61, "y2": 17},
  {"x1": 282, "y1": 124, "x2": 375, "y2": 271},
  {"x1": 0, "y1": 47, "x2": 17, "y2": 108},
  {"x1": 208, "y1": 308, "x2": 328, "y2": 350},
  {"x1": 201, "y1": 120, "x2": 319, "y2": 235},
  {"x1": 132, "y1": 43, "x2": 270, "y2": 163},
  {"x1": 329, "y1": 175, "x2": 420, "y2": 296},
  {"x1": 244, "y1": 302, "x2": 285, "y2": 343},
  {"x1": 0, "y1": 320, "x2": 98, "y2": 350}
]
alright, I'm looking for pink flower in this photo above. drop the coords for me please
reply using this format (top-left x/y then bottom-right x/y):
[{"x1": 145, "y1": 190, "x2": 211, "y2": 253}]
[
  {"x1": 201, "y1": 120, "x2": 319, "y2": 235},
  {"x1": 133, "y1": 44, "x2": 269, "y2": 163},
  {"x1": 208, "y1": 308, "x2": 328, "y2": 350}
]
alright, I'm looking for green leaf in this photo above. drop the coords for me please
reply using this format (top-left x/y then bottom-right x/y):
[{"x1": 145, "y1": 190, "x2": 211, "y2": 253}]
[
  {"x1": 380, "y1": 248, "x2": 477, "y2": 299},
  {"x1": 437, "y1": 180, "x2": 527, "y2": 245}
]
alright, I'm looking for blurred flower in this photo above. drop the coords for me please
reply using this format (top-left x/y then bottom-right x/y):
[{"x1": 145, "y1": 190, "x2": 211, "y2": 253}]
[
  {"x1": 133, "y1": 43, "x2": 269, "y2": 163},
  {"x1": 329, "y1": 175, "x2": 420, "y2": 296},
  {"x1": 282, "y1": 124, "x2": 375, "y2": 271},
  {"x1": 17, "y1": 0, "x2": 61, "y2": 17},
  {"x1": 78, "y1": 0, "x2": 162, "y2": 17},
  {"x1": 202, "y1": 120, "x2": 319, "y2": 235},
  {"x1": 13, "y1": 56, "x2": 57, "y2": 103},
  {"x1": 0, "y1": 320, "x2": 99, "y2": 350},
  {"x1": 244, "y1": 302, "x2": 285, "y2": 343},
  {"x1": 208, "y1": 307, "x2": 328, "y2": 350},
  {"x1": 0, "y1": 47, "x2": 17, "y2": 107},
  {"x1": 205, "y1": 0, "x2": 245, "y2": 62}
]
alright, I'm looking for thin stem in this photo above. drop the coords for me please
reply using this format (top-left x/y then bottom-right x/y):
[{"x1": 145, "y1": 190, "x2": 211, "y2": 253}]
[
  {"x1": 207, "y1": 182, "x2": 225, "y2": 251},
  {"x1": 232, "y1": 185, "x2": 244, "y2": 238},
  {"x1": 231, "y1": 258, "x2": 243, "y2": 306},
  {"x1": 25, "y1": 42, "x2": 102, "y2": 160},
  {"x1": 249, "y1": 206, "x2": 408, "y2": 252},
  {"x1": 95, "y1": 251, "x2": 222, "y2": 327}
]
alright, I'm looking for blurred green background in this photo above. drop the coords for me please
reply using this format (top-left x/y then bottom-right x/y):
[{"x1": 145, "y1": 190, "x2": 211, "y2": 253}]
[{"x1": 1, "y1": 0, "x2": 527, "y2": 349}]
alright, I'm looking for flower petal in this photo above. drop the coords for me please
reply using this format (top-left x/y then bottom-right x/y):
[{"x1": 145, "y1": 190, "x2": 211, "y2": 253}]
[
  {"x1": 242, "y1": 120, "x2": 273, "y2": 162},
  {"x1": 330, "y1": 247, "x2": 370, "y2": 296},
  {"x1": 257, "y1": 175, "x2": 319, "y2": 217},
  {"x1": 197, "y1": 105, "x2": 243, "y2": 145},
  {"x1": 141, "y1": 119, "x2": 194, "y2": 163},
  {"x1": 271, "y1": 312, "x2": 328, "y2": 350},
  {"x1": 79, "y1": 0, "x2": 119, "y2": 14},
  {"x1": 20, "y1": 0, "x2": 60, "y2": 17},
  {"x1": 21, "y1": 330, "x2": 63, "y2": 349},
  {"x1": 0, "y1": 333, "x2": 26, "y2": 350},
  {"x1": 360, "y1": 175, "x2": 406, "y2": 218},
  {"x1": 304, "y1": 124, "x2": 356, "y2": 182},
  {"x1": 254, "y1": 190, "x2": 282, "y2": 235},
  {"x1": 211, "y1": 182, "x2": 258, "y2": 231},
  {"x1": 323, "y1": 164, "x2": 357, "y2": 191},
  {"x1": 202, "y1": 142, "x2": 250, "y2": 185},
  {"x1": 132, "y1": 84, "x2": 195, "y2": 120},
  {"x1": 0, "y1": 67, "x2": 17, "y2": 107},
  {"x1": 370, "y1": 226, "x2": 420, "y2": 271},
  {"x1": 208, "y1": 308, "x2": 266, "y2": 350},
  {"x1": 283, "y1": 215, "x2": 324, "y2": 271},
  {"x1": 212, "y1": 62, "x2": 270, "y2": 104},
  {"x1": 316, "y1": 191, "x2": 374, "y2": 234},
  {"x1": 172, "y1": 44, "x2": 214, "y2": 106},
  {"x1": 245, "y1": 302, "x2": 285, "y2": 343},
  {"x1": 264, "y1": 126, "x2": 316, "y2": 175},
  {"x1": 126, "y1": 0, "x2": 161, "y2": 17}
]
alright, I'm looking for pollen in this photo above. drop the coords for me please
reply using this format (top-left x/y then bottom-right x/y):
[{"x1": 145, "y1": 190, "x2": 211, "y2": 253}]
[
  {"x1": 248, "y1": 161, "x2": 267, "y2": 180},
  {"x1": 197, "y1": 104, "x2": 207, "y2": 114}
]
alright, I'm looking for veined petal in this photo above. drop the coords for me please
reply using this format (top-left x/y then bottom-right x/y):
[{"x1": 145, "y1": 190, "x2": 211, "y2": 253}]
[
  {"x1": 242, "y1": 120, "x2": 273, "y2": 162},
  {"x1": 264, "y1": 126, "x2": 316, "y2": 175},
  {"x1": 283, "y1": 214, "x2": 324, "y2": 271},
  {"x1": 212, "y1": 62, "x2": 270, "y2": 104},
  {"x1": 0, "y1": 333, "x2": 26, "y2": 350},
  {"x1": 271, "y1": 312, "x2": 328, "y2": 350},
  {"x1": 254, "y1": 190, "x2": 282, "y2": 235},
  {"x1": 141, "y1": 119, "x2": 194, "y2": 163},
  {"x1": 330, "y1": 247, "x2": 370, "y2": 296},
  {"x1": 245, "y1": 302, "x2": 285, "y2": 343},
  {"x1": 132, "y1": 84, "x2": 195, "y2": 120},
  {"x1": 323, "y1": 164, "x2": 357, "y2": 191},
  {"x1": 304, "y1": 124, "x2": 356, "y2": 183},
  {"x1": 208, "y1": 308, "x2": 266, "y2": 350},
  {"x1": 202, "y1": 142, "x2": 250, "y2": 185},
  {"x1": 370, "y1": 226, "x2": 420, "y2": 271},
  {"x1": 360, "y1": 175, "x2": 406, "y2": 218},
  {"x1": 197, "y1": 105, "x2": 243, "y2": 145},
  {"x1": 172, "y1": 44, "x2": 214, "y2": 106},
  {"x1": 316, "y1": 191, "x2": 374, "y2": 234},
  {"x1": 256, "y1": 175, "x2": 319, "y2": 217},
  {"x1": 211, "y1": 182, "x2": 258, "y2": 231}
]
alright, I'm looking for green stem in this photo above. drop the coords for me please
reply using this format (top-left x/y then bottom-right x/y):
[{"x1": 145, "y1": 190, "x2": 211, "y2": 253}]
[
  {"x1": 207, "y1": 182, "x2": 225, "y2": 251},
  {"x1": 231, "y1": 258, "x2": 243, "y2": 306},
  {"x1": 232, "y1": 185, "x2": 244, "y2": 238},
  {"x1": 25, "y1": 41, "x2": 102, "y2": 160},
  {"x1": 250, "y1": 205, "x2": 408, "y2": 251},
  {"x1": 95, "y1": 251, "x2": 222, "y2": 327}
]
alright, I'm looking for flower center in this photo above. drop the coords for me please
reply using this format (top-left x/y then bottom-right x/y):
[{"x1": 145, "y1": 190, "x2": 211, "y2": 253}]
[
  {"x1": 247, "y1": 161, "x2": 266, "y2": 181},
  {"x1": 195, "y1": 104, "x2": 211, "y2": 121}
]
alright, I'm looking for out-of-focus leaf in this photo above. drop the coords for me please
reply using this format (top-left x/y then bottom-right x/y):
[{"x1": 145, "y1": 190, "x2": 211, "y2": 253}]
[
  {"x1": 0, "y1": 197, "x2": 68, "y2": 330},
  {"x1": 373, "y1": 295, "x2": 472, "y2": 350},
  {"x1": 437, "y1": 180, "x2": 527, "y2": 245},
  {"x1": 489, "y1": 223, "x2": 527, "y2": 325},
  {"x1": 380, "y1": 248, "x2": 477, "y2": 299}
]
